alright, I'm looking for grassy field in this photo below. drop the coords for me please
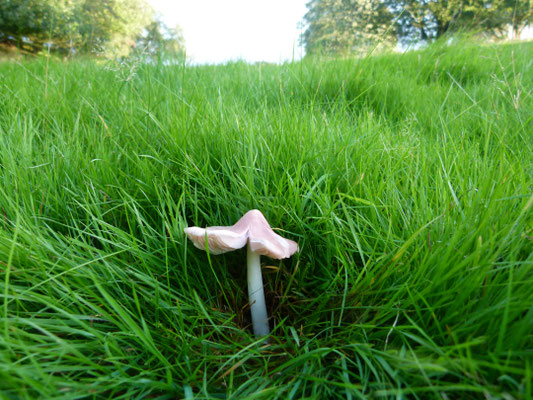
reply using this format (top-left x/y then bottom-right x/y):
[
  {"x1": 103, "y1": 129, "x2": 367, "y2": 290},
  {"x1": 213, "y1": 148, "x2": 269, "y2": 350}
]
[{"x1": 0, "y1": 40, "x2": 532, "y2": 399}]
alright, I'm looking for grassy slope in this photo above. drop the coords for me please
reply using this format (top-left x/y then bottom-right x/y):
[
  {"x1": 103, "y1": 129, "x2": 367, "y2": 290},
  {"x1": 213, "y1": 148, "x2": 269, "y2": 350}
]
[{"x1": 0, "y1": 40, "x2": 532, "y2": 399}]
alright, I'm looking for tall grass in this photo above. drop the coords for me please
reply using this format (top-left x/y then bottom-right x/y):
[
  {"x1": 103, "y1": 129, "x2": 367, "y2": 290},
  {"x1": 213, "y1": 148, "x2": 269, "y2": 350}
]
[{"x1": 0, "y1": 40, "x2": 532, "y2": 399}]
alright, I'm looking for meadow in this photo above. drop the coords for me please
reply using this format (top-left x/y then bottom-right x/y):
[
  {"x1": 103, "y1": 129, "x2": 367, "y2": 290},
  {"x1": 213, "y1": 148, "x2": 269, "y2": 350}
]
[{"x1": 0, "y1": 40, "x2": 532, "y2": 399}]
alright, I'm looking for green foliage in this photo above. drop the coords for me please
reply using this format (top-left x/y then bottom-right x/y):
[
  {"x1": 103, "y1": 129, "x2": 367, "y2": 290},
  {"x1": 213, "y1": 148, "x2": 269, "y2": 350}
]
[
  {"x1": 302, "y1": 0, "x2": 397, "y2": 55},
  {"x1": 136, "y1": 19, "x2": 185, "y2": 60},
  {"x1": 0, "y1": 40, "x2": 532, "y2": 398},
  {"x1": 499, "y1": 0, "x2": 533, "y2": 38},
  {"x1": 0, "y1": 0, "x2": 179, "y2": 57},
  {"x1": 303, "y1": 0, "x2": 532, "y2": 53},
  {"x1": 74, "y1": 0, "x2": 153, "y2": 57},
  {"x1": 388, "y1": 0, "x2": 528, "y2": 41},
  {"x1": 0, "y1": 0, "x2": 74, "y2": 52}
]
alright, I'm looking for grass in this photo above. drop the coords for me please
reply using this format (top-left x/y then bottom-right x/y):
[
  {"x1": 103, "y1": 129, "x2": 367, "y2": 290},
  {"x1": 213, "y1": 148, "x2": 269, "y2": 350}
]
[{"x1": 0, "y1": 39, "x2": 532, "y2": 399}]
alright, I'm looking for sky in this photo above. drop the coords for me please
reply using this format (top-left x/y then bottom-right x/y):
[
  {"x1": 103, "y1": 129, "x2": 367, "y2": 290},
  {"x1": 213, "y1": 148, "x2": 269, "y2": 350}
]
[{"x1": 147, "y1": 0, "x2": 309, "y2": 64}]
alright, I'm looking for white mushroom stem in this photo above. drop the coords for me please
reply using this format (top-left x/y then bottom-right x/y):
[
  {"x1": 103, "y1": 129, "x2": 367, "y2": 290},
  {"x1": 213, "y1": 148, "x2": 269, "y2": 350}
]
[
  {"x1": 247, "y1": 244, "x2": 270, "y2": 336},
  {"x1": 184, "y1": 210, "x2": 298, "y2": 337}
]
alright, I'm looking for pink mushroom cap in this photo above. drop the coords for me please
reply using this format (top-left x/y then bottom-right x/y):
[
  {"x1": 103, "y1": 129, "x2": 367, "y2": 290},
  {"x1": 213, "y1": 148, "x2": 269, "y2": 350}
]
[{"x1": 184, "y1": 209, "x2": 298, "y2": 259}]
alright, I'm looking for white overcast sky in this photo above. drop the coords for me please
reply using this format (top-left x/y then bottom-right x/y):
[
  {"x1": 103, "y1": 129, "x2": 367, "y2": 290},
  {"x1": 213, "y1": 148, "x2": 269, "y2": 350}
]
[{"x1": 147, "y1": 0, "x2": 308, "y2": 64}]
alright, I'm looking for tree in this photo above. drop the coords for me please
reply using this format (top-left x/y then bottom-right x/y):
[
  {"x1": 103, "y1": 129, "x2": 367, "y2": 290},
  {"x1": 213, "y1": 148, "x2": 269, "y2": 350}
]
[
  {"x1": 73, "y1": 0, "x2": 153, "y2": 56},
  {"x1": 136, "y1": 19, "x2": 185, "y2": 59},
  {"x1": 0, "y1": 0, "x2": 158, "y2": 57},
  {"x1": 427, "y1": 0, "x2": 507, "y2": 37},
  {"x1": 302, "y1": 0, "x2": 531, "y2": 55},
  {"x1": 302, "y1": 0, "x2": 397, "y2": 55},
  {"x1": 386, "y1": 0, "x2": 526, "y2": 42},
  {"x1": 499, "y1": 0, "x2": 532, "y2": 39},
  {"x1": 0, "y1": 0, "x2": 75, "y2": 52},
  {"x1": 384, "y1": 0, "x2": 434, "y2": 41}
]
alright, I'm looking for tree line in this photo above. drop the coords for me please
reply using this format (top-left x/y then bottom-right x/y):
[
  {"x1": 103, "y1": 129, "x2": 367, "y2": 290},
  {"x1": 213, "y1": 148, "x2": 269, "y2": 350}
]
[
  {"x1": 303, "y1": 0, "x2": 532, "y2": 54},
  {"x1": 1, "y1": 0, "x2": 530, "y2": 58},
  {"x1": 0, "y1": 0, "x2": 184, "y2": 57}
]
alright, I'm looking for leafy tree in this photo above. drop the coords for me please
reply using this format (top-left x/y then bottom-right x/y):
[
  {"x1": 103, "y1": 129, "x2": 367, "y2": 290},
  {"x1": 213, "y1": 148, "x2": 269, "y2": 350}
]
[
  {"x1": 0, "y1": 0, "x2": 75, "y2": 52},
  {"x1": 384, "y1": 0, "x2": 434, "y2": 41},
  {"x1": 386, "y1": 0, "x2": 527, "y2": 42},
  {"x1": 499, "y1": 0, "x2": 532, "y2": 38},
  {"x1": 74, "y1": 0, "x2": 153, "y2": 56},
  {"x1": 302, "y1": 0, "x2": 397, "y2": 55},
  {"x1": 0, "y1": 0, "x2": 162, "y2": 57},
  {"x1": 428, "y1": 0, "x2": 507, "y2": 37},
  {"x1": 302, "y1": 0, "x2": 532, "y2": 54},
  {"x1": 136, "y1": 19, "x2": 185, "y2": 59}
]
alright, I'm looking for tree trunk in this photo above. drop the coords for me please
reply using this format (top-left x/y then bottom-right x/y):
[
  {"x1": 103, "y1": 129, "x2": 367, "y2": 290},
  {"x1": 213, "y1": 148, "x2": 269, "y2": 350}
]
[
  {"x1": 513, "y1": 23, "x2": 521, "y2": 40},
  {"x1": 436, "y1": 20, "x2": 449, "y2": 38},
  {"x1": 420, "y1": 26, "x2": 428, "y2": 40}
]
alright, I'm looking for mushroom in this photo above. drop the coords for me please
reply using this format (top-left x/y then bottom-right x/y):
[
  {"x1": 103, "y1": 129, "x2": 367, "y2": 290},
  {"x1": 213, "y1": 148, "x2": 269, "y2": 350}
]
[{"x1": 184, "y1": 209, "x2": 298, "y2": 336}]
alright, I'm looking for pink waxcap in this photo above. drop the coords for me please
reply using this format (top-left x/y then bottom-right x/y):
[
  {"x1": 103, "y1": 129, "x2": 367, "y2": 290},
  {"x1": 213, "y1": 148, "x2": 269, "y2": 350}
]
[{"x1": 184, "y1": 209, "x2": 298, "y2": 259}]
